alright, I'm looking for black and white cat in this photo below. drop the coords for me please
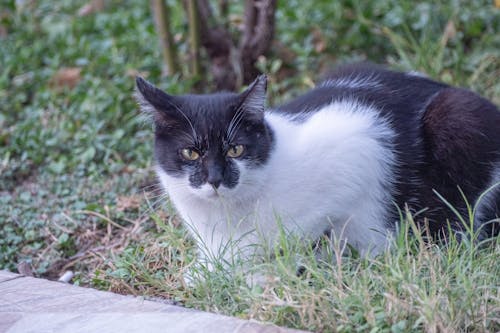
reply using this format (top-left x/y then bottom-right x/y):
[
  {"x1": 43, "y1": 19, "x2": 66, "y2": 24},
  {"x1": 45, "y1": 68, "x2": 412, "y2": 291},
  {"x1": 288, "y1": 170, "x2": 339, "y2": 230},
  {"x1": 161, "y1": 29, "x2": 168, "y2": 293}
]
[{"x1": 135, "y1": 63, "x2": 499, "y2": 269}]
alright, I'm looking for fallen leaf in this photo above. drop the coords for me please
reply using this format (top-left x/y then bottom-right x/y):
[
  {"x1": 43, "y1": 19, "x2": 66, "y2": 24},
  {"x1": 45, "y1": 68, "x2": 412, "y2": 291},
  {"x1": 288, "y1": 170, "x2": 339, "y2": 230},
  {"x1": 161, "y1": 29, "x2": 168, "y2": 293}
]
[
  {"x1": 17, "y1": 261, "x2": 34, "y2": 276},
  {"x1": 441, "y1": 20, "x2": 456, "y2": 47},
  {"x1": 0, "y1": 12, "x2": 7, "y2": 37},
  {"x1": 50, "y1": 67, "x2": 82, "y2": 90},
  {"x1": 77, "y1": 0, "x2": 105, "y2": 17},
  {"x1": 229, "y1": 14, "x2": 244, "y2": 29},
  {"x1": 312, "y1": 28, "x2": 327, "y2": 53},
  {"x1": 0, "y1": 25, "x2": 7, "y2": 38},
  {"x1": 126, "y1": 68, "x2": 149, "y2": 78},
  {"x1": 116, "y1": 195, "x2": 142, "y2": 212}
]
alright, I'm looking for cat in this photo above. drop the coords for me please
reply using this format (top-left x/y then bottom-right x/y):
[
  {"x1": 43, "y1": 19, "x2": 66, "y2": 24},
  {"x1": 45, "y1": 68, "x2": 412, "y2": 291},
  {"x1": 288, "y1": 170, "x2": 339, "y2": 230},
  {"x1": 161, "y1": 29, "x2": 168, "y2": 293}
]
[{"x1": 135, "y1": 63, "x2": 499, "y2": 277}]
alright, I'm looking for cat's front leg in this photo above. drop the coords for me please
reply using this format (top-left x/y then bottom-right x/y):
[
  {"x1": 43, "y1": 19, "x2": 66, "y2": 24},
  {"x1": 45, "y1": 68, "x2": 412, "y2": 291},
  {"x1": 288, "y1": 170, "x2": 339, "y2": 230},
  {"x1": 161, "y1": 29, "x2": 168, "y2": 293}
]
[
  {"x1": 182, "y1": 234, "x2": 245, "y2": 286},
  {"x1": 184, "y1": 234, "x2": 274, "y2": 287}
]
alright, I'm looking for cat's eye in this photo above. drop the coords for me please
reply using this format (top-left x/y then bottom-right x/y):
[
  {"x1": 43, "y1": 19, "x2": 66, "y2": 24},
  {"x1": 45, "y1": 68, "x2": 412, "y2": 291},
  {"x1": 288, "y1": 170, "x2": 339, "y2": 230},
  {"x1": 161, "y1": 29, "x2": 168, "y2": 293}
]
[
  {"x1": 180, "y1": 148, "x2": 200, "y2": 161},
  {"x1": 227, "y1": 145, "x2": 245, "y2": 158}
]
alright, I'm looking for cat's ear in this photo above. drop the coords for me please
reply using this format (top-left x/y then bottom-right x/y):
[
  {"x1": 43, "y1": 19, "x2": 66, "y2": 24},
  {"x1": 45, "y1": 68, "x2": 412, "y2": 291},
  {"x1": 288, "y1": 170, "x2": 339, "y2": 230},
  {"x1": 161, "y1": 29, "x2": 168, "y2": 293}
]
[
  {"x1": 134, "y1": 76, "x2": 180, "y2": 126},
  {"x1": 239, "y1": 75, "x2": 267, "y2": 121}
]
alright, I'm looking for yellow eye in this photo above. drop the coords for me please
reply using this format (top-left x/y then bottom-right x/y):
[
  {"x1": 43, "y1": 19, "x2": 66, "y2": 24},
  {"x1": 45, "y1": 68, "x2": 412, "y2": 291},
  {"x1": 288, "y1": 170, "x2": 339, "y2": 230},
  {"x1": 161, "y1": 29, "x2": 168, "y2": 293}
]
[
  {"x1": 180, "y1": 148, "x2": 200, "y2": 161},
  {"x1": 227, "y1": 145, "x2": 244, "y2": 158}
]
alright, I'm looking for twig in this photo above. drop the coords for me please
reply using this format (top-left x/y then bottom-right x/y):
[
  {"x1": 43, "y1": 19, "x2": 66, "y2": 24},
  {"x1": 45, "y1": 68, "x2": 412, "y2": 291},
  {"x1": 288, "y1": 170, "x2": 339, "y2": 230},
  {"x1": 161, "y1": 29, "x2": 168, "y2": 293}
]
[
  {"x1": 240, "y1": 0, "x2": 277, "y2": 84},
  {"x1": 75, "y1": 210, "x2": 128, "y2": 230},
  {"x1": 187, "y1": 0, "x2": 202, "y2": 84}
]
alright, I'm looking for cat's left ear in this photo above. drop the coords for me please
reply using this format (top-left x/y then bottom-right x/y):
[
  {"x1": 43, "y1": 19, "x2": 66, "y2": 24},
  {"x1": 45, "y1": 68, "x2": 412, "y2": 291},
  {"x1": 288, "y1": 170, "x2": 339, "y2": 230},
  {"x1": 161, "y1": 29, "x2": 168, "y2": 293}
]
[
  {"x1": 239, "y1": 75, "x2": 267, "y2": 121},
  {"x1": 135, "y1": 76, "x2": 187, "y2": 129},
  {"x1": 135, "y1": 76, "x2": 171, "y2": 115}
]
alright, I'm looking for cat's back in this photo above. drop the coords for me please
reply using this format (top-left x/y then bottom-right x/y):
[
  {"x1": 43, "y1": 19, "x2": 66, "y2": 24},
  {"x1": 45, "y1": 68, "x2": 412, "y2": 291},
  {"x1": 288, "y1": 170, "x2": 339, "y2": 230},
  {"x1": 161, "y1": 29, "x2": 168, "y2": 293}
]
[
  {"x1": 272, "y1": 64, "x2": 442, "y2": 212},
  {"x1": 275, "y1": 63, "x2": 446, "y2": 118}
]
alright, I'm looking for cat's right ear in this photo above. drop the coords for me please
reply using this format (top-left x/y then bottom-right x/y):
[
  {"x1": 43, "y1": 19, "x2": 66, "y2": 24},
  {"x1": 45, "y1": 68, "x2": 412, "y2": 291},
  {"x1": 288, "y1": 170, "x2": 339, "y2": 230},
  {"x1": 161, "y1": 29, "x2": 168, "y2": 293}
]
[{"x1": 134, "y1": 77, "x2": 179, "y2": 127}]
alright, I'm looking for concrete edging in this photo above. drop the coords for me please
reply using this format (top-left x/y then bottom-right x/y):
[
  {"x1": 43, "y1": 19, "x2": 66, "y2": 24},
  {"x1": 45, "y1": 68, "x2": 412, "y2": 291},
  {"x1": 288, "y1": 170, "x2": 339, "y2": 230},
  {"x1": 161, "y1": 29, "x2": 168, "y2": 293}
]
[{"x1": 0, "y1": 270, "x2": 307, "y2": 333}]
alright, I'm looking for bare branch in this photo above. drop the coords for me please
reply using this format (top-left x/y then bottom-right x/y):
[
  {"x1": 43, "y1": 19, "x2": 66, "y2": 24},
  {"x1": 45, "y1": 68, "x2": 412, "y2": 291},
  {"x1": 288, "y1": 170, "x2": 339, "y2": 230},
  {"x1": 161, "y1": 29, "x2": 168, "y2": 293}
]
[
  {"x1": 219, "y1": 0, "x2": 229, "y2": 28},
  {"x1": 187, "y1": 0, "x2": 202, "y2": 81},
  {"x1": 196, "y1": 0, "x2": 215, "y2": 26},
  {"x1": 180, "y1": 0, "x2": 276, "y2": 90},
  {"x1": 241, "y1": 0, "x2": 258, "y2": 49},
  {"x1": 194, "y1": 0, "x2": 238, "y2": 91},
  {"x1": 252, "y1": 0, "x2": 277, "y2": 55},
  {"x1": 240, "y1": 0, "x2": 277, "y2": 84},
  {"x1": 150, "y1": 0, "x2": 179, "y2": 75}
]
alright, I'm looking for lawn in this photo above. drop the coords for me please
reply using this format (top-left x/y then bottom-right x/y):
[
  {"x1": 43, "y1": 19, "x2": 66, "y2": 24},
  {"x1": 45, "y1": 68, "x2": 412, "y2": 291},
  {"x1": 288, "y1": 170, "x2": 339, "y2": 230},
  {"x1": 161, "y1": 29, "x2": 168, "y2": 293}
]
[{"x1": 1, "y1": 0, "x2": 499, "y2": 331}]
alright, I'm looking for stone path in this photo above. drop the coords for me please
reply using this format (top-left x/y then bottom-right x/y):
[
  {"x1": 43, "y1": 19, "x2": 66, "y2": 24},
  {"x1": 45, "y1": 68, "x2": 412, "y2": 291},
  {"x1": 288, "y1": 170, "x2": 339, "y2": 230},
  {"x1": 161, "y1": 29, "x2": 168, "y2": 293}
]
[{"x1": 0, "y1": 271, "x2": 308, "y2": 333}]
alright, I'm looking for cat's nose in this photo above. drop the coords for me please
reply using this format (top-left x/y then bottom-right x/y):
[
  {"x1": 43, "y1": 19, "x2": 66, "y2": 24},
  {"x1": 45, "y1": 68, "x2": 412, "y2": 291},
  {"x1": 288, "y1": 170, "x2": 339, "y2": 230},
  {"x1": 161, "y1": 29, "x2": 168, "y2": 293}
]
[
  {"x1": 206, "y1": 161, "x2": 223, "y2": 189},
  {"x1": 207, "y1": 172, "x2": 222, "y2": 189}
]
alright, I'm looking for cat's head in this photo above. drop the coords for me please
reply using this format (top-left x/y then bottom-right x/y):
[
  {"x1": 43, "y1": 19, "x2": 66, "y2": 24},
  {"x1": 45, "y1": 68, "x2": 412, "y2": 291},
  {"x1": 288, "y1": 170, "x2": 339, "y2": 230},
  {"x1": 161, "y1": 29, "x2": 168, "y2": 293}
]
[{"x1": 135, "y1": 76, "x2": 274, "y2": 200}]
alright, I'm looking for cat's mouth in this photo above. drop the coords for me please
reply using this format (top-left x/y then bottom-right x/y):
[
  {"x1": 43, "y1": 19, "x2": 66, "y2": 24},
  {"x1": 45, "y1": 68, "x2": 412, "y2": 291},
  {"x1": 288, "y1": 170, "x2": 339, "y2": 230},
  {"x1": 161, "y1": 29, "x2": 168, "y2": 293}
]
[
  {"x1": 192, "y1": 183, "x2": 223, "y2": 200},
  {"x1": 208, "y1": 185, "x2": 220, "y2": 198}
]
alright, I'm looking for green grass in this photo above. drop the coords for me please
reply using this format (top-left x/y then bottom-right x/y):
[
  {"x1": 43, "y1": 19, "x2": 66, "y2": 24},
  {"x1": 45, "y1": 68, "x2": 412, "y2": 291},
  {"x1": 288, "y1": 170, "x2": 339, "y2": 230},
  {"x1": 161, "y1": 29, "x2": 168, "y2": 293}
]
[
  {"x1": 1, "y1": 0, "x2": 499, "y2": 331},
  {"x1": 100, "y1": 220, "x2": 500, "y2": 332}
]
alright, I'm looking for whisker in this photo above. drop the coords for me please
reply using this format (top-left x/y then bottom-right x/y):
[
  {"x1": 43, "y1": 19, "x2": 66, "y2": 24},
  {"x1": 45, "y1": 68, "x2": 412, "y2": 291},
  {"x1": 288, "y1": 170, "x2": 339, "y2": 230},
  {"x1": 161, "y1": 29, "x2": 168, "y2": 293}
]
[
  {"x1": 144, "y1": 192, "x2": 170, "y2": 206},
  {"x1": 166, "y1": 100, "x2": 198, "y2": 144},
  {"x1": 143, "y1": 192, "x2": 169, "y2": 200},
  {"x1": 227, "y1": 116, "x2": 244, "y2": 142},
  {"x1": 226, "y1": 103, "x2": 246, "y2": 141},
  {"x1": 139, "y1": 193, "x2": 172, "y2": 218},
  {"x1": 139, "y1": 183, "x2": 162, "y2": 192}
]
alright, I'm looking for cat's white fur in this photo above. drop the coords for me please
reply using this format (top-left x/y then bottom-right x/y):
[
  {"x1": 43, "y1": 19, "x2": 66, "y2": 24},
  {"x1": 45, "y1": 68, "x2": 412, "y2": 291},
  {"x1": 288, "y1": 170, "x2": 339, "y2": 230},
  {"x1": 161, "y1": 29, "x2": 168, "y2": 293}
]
[
  {"x1": 157, "y1": 99, "x2": 398, "y2": 265},
  {"x1": 320, "y1": 73, "x2": 382, "y2": 89}
]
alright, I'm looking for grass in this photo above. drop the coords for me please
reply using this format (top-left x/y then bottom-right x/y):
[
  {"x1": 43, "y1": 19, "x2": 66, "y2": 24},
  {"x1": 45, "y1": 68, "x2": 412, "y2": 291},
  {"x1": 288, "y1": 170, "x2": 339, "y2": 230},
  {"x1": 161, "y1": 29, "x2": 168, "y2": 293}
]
[
  {"x1": 96, "y1": 213, "x2": 500, "y2": 332},
  {"x1": 1, "y1": 0, "x2": 499, "y2": 331}
]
